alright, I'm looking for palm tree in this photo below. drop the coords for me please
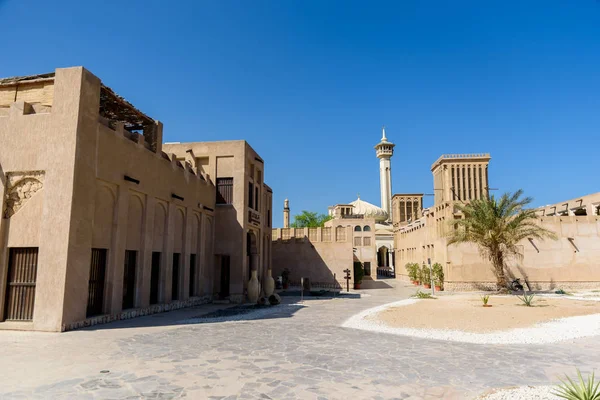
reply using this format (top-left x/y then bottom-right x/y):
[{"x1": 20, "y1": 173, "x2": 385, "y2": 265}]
[{"x1": 447, "y1": 189, "x2": 557, "y2": 289}]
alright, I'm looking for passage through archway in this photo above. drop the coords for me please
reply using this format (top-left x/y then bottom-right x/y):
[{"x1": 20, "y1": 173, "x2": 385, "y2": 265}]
[{"x1": 377, "y1": 246, "x2": 394, "y2": 278}]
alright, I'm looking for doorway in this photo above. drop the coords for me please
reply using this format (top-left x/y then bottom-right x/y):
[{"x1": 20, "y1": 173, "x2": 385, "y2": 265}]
[
  {"x1": 87, "y1": 249, "x2": 107, "y2": 317},
  {"x1": 172, "y1": 253, "x2": 180, "y2": 301},
  {"x1": 150, "y1": 252, "x2": 160, "y2": 305},
  {"x1": 189, "y1": 254, "x2": 196, "y2": 297},
  {"x1": 122, "y1": 250, "x2": 137, "y2": 310},
  {"x1": 4, "y1": 248, "x2": 38, "y2": 321},
  {"x1": 220, "y1": 255, "x2": 230, "y2": 298}
]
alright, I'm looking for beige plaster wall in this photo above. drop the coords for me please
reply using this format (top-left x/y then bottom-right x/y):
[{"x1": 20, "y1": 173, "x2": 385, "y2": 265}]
[
  {"x1": 394, "y1": 199, "x2": 600, "y2": 290},
  {"x1": 164, "y1": 140, "x2": 273, "y2": 302},
  {"x1": 271, "y1": 220, "x2": 376, "y2": 287},
  {"x1": 272, "y1": 237, "x2": 354, "y2": 289},
  {"x1": 0, "y1": 68, "x2": 86, "y2": 331},
  {"x1": 1, "y1": 67, "x2": 217, "y2": 331}
]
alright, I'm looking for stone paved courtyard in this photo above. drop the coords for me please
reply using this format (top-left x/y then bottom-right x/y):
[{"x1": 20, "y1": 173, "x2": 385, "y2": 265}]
[{"x1": 1, "y1": 281, "x2": 599, "y2": 399}]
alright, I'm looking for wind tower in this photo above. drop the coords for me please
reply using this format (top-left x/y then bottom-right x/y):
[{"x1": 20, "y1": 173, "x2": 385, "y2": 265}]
[{"x1": 375, "y1": 127, "x2": 395, "y2": 222}]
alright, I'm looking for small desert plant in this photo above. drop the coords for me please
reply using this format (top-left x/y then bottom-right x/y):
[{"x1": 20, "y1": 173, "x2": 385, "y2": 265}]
[
  {"x1": 553, "y1": 369, "x2": 600, "y2": 400},
  {"x1": 420, "y1": 264, "x2": 431, "y2": 286},
  {"x1": 412, "y1": 290, "x2": 435, "y2": 299},
  {"x1": 406, "y1": 263, "x2": 419, "y2": 282},
  {"x1": 481, "y1": 295, "x2": 490, "y2": 305},
  {"x1": 432, "y1": 262, "x2": 444, "y2": 287},
  {"x1": 518, "y1": 292, "x2": 536, "y2": 307}
]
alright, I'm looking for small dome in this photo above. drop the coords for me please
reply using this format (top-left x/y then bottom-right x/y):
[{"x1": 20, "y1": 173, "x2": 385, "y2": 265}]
[{"x1": 349, "y1": 198, "x2": 389, "y2": 222}]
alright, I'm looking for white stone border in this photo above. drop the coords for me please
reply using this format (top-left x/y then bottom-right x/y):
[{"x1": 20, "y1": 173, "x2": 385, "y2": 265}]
[{"x1": 341, "y1": 298, "x2": 600, "y2": 344}]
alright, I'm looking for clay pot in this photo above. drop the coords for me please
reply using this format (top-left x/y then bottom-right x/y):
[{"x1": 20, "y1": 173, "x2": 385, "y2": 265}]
[
  {"x1": 412, "y1": 281, "x2": 419, "y2": 285},
  {"x1": 483, "y1": 304, "x2": 492, "y2": 308},
  {"x1": 423, "y1": 284, "x2": 431, "y2": 289},
  {"x1": 283, "y1": 283, "x2": 289, "y2": 290},
  {"x1": 354, "y1": 283, "x2": 361, "y2": 289},
  {"x1": 434, "y1": 285, "x2": 442, "y2": 291},
  {"x1": 247, "y1": 270, "x2": 260, "y2": 303},
  {"x1": 264, "y1": 269, "x2": 275, "y2": 297}
]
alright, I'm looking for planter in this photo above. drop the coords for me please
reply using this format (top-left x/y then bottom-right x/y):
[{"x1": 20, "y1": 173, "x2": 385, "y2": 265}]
[
  {"x1": 423, "y1": 284, "x2": 431, "y2": 289},
  {"x1": 483, "y1": 304, "x2": 492, "y2": 308},
  {"x1": 283, "y1": 283, "x2": 289, "y2": 290},
  {"x1": 264, "y1": 269, "x2": 275, "y2": 297},
  {"x1": 434, "y1": 285, "x2": 442, "y2": 291},
  {"x1": 412, "y1": 281, "x2": 419, "y2": 285},
  {"x1": 354, "y1": 283, "x2": 361, "y2": 290},
  {"x1": 247, "y1": 270, "x2": 260, "y2": 303}
]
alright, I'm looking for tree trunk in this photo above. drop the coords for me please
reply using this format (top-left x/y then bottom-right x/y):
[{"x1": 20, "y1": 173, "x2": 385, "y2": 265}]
[{"x1": 492, "y1": 252, "x2": 507, "y2": 290}]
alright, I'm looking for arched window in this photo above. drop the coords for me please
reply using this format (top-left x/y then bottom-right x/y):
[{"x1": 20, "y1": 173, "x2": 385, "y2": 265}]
[
  {"x1": 363, "y1": 226, "x2": 371, "y2": 232},
  {"x1": 354, "y1": 226, "x2": 362, "y2": 232}
]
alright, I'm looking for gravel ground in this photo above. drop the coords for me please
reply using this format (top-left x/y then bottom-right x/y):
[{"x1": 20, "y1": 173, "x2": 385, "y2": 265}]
[
  {"x1": 342, "y1": 298, "x2": 600, "y2": 344},
  {"x1": 477, "y1": 385, "x2": 560, "y2": 399}
]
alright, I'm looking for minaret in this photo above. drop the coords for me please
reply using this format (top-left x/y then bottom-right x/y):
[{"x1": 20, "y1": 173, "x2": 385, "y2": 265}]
[
  {"x1": 283, "y1": 198, "x2": 290, "y2": 228},
  {"x1": 374, "y1": 126, "x2": 395, "y2": 222}
]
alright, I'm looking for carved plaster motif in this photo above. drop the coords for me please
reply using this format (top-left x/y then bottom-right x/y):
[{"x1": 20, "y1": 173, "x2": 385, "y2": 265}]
[{"x1": 3, "y1": 171, "x2": 45, "y2": 218}]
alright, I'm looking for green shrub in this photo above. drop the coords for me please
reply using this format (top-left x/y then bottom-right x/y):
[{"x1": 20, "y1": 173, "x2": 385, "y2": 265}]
[
  {"x1": 353, "y1": 263, "x2": 365, "y2": 284},
  {"x1": 553, "y1": 369, "x2": 600, "y2": 400},
  {"x1": 412, "y1": 290, "x2": 436, "y2": 299},
  {"x1": 406, "y1": 263, "x2": 418, "y2": 282},
  {"x1": 518, "y1": 292, "x2": 536, "y2": 307},
  {"x1": 432, "y1": 263, "x2": 444, "y2": 286},
  {"x1": 420, "y1": 264, "x2": 431, "y2": 285}
]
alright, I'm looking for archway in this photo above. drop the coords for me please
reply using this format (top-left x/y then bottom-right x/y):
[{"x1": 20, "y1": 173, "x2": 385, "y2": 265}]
[{"x1": 377, "y1": 246, "x2": 390, "y2": 268}]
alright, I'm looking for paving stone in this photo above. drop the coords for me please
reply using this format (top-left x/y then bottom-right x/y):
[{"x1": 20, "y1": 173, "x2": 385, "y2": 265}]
[{"x1": 1, "y1": 283, "x2": 598, "y2": 399}]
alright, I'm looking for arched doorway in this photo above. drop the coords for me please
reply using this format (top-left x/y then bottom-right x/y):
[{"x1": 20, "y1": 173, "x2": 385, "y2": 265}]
[{"x1": 377, "y1": 246, "x2": 389, "y2": 268}]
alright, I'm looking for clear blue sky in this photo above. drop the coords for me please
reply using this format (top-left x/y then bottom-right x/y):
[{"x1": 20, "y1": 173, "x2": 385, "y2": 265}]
[{"x1": 2, "y1": 0, "x2": 599, "y2": 227}]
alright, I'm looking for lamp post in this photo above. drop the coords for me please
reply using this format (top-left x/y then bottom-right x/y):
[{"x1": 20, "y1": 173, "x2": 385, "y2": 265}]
[{"x1": 427, "y1": 258, "x2": 434, "y2": 296}]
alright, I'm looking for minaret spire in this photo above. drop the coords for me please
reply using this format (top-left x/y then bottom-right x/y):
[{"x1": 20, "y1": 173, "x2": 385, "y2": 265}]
[
  {"x1": 283, "y1": 198, "x2": 290, "y2": 228},
  {"x1": 374, "y1": 126, "x2": 395, "y2": 222}
]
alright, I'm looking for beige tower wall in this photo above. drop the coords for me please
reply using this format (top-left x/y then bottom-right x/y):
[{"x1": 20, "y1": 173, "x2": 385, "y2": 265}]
[{"x1": 1, "y1": 67, "x2": 217, "y2": 332}]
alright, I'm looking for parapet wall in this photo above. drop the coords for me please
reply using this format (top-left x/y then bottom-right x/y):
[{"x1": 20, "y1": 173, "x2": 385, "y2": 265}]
[
  {"x1": 272, "y1": 227, "x2": 354, "y2": 289},
  {"x1": 272, "y1": 226, "x2": 352, "y2": 243}
]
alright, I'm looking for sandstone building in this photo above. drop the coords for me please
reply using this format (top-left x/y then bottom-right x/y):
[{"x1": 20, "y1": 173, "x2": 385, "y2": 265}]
[
  {"x1": 394, "y1": 154, "x2": 600, "y2": 290},
  {"x1": 272, "y1": 128, "x2": 397, "y2": 287},
  {"x1": 163, "y1": 141, "x2": 273, "y2": 303},
  {"x1": 0, "y1": 67, "x2": 272, "y2": 331}
]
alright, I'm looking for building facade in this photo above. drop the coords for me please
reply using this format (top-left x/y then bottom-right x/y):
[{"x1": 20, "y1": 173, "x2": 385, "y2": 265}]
[
  {"x1": 394, "y1": 153, "x2": 600, "y2": 290},
  {"x1": 0, "y1": 67, "x2": 273, "y2": 331},
  {"x1": 272, "y1": 200, "x2": 377, "y2": 289},
  {"x1": 163, "y1": 141, "x2": 273, "y2": 303},
  {"x1": 0, "y1": 67, "x2": 221, "y2": 331}
]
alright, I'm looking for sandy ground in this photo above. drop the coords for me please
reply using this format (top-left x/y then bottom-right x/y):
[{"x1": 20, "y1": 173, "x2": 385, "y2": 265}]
[{"x1": 372, "y1": 295, "x2": 600, "y2": 332}]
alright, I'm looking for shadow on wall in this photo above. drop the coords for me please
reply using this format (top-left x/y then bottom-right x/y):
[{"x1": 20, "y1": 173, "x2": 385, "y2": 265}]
[{"x1": 272, "y1": 238, "x2": 347, "y2": 290}]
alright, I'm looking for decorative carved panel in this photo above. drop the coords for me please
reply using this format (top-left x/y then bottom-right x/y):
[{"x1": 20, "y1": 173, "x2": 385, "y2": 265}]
[{"x1": 3, "y1": 171, "x2": 45, "y2": 219}]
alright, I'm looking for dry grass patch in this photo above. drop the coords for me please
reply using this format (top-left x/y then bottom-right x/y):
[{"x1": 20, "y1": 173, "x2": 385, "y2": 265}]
[{"x1": 372, "y1": 295, "x2": 600, "y2": 333}]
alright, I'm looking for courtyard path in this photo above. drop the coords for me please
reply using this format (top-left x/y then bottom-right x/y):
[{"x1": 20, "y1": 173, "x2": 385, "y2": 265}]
[{"x1": 0, "y1": 281, "x2": 598, "y2": 399}]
